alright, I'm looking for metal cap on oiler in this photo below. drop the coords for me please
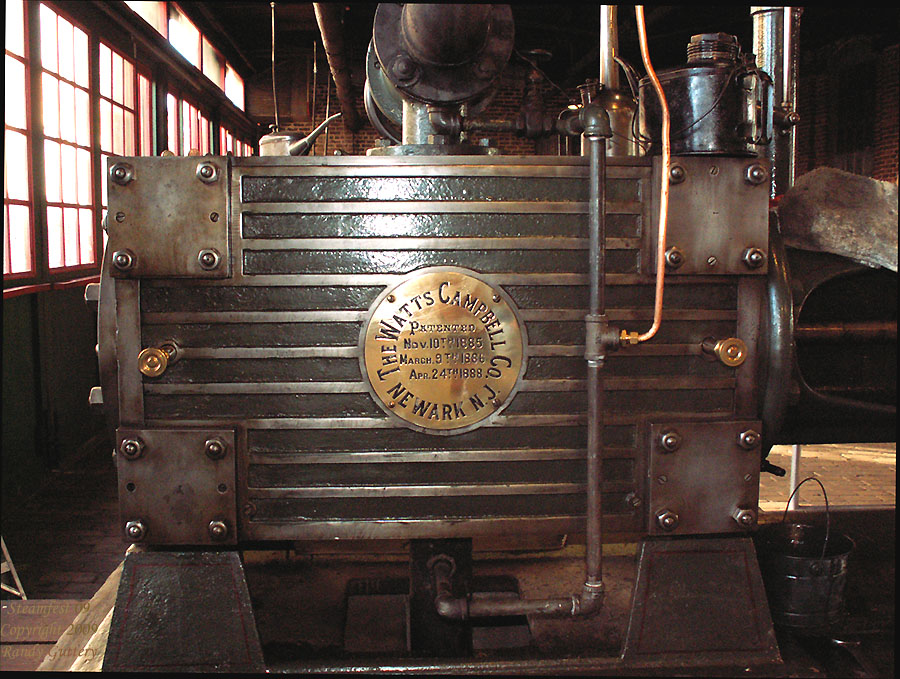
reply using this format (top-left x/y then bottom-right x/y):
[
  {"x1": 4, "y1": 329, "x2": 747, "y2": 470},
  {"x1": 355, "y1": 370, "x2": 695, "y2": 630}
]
[{"x1": 686, "y1": 33, "x2": 740, "y2": 64}]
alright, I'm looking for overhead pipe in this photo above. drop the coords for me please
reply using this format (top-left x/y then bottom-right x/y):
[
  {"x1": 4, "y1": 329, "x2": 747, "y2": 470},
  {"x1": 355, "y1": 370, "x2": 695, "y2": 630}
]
[{"x1": 313, "y1": 3, "x2": 362, "y2": 131}]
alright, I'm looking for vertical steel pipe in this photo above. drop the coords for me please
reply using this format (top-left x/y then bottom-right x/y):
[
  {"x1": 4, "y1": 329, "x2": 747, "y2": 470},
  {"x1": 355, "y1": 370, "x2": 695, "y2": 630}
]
[
  {"x1": 599, "y1": 6, "x2": 620, "y2": 91},
  {"x1": 752, "y1": 6, "x2": 802, "y2": 197}
]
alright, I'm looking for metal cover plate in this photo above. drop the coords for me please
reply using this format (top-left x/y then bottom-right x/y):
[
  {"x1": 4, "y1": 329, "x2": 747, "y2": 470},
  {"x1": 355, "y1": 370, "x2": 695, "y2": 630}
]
[
  {"x1": 648, "y1": 420, "x2": 762, "y2": 535},
  {"x1": 106, "y1": 156, "x2": 230, "y2": 278},
  {"x1": 360, "y1": 267, "x2": 526, "y2": 435},
  {"x1": 649, "y1": 155, "x2": 769, "y2": 275},
  {"x1": 116, "y1": 428, "x2": 237, "y2": 545}
]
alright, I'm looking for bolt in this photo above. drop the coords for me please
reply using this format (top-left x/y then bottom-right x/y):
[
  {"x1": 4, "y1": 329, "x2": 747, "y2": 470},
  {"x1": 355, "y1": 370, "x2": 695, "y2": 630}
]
[
  {"x1": 120, "y1": 437, "x2": 145, "y2": 460},
  {"x1": 110, "y1": 163, "x2": 134, "y2": 185},
  {"x1": 492, "y1": 294, "x2": 501, "y2": 303},
  {"x1": 196, "y1": 162, "x2": 218, "y2": 183},
  {"x1": 115, "y1": 212, "x2": 125, "y2": 223},
  {"x1": 204, "y1": 437, "x2": 227, "y2": 460},
  {"x1": 738, "y1": 429, "x2": 761, "y2": 450},
  {"x1": 387, "y1": 294, "x2": 396, "y2": 303},
  {"x1": 660, "y1": 430, "x2": 682, "y2": 453},
  {"x1": 112, "y1": 250, "x2": 135, "y2": 271},
  {"x1": 125, "y1": 520, "x2": 146, "y2": 542},
  {"x1": 707, "y1": 255, "x2": 718, "y2": 268},
  {"x1": 657, "y1": 475, "x2": 668, "y2": 485},
  {"x1": 209, "y1": 212, "x2": 219, "y2": 222},
  {"x1": 744, "y1": 473, "x2": 753, "y2": 482},
  {"x1": 392, "y1": 54, "x2": 417, "y2": 81},
  {"x1": 709, "y1": 165, "x2": 719, "y2": 176},
  {"x1": 732, "y1": 508, "x2": 756, "y2": 528},
  {"x1": 198, "y1": 249, "x2": 221, "y2": 270},
  {"x1": 657, "y1": 510, "x2": 679, "y2": 531},
  {"x1": 669, "y1": 165, "x2": 686, "y2": 184},
  {"x1": 208, "y1": 520, "x2": 228, "y2": 541},
  {"x1": 745, "y1": 164, "x2": 768, "y2": 185},
  {"x1": 664, "y1": 246, "x2": 685, "y2": 269},
  {"x1": 742, "y1": 247, "x2": 766, "y2": 269},
  {"x1": 626, "y1": 493, "x2": 642, "y2": 508}
]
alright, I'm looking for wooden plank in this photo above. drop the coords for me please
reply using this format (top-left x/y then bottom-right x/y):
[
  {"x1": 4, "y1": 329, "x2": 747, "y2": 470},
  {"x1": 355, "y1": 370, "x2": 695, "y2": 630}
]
[{"x1": 35, "y1": 546, "x2": 137, "y2": 672}]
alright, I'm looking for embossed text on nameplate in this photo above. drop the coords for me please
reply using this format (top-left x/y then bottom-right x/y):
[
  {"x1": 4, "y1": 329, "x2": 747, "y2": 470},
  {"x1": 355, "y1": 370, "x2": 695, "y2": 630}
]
[{"x1": 361, "y1": 268, "x2": 526, "y2": 434}]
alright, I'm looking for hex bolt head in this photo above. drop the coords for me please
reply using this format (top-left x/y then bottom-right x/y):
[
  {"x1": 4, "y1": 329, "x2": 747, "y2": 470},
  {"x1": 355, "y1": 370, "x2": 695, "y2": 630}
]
[
  {"x1": 745, "y1": 164, "x2": 768, "y2": 185},
  {"x1": 120, "y1": 437, "x2": 145, "y2": 460},
  {"x1": 197, "y1": 249, "x2": 221, "y2": 271},
  {"x1": 208, "y1": 520, "x2": 228, "y2": 541},
  {"x1": 732, "y1": 508, "x2": 757, "y2": 527},
  {"x1": 660, "y1": 430, "x2": 682, "y2": 453},
  {"x1": 204, "y1": 437, "x2": 227, "y2": 460},
  {"x1": 738, "y1": 429, "x2": 761, "y2": 450},
  {"x1": 657, "y1": 510, "x2": 679, "y2": 531},
  {"x1": 392, "y1": 54, "x2": 417, "y2": 81},
  {"x1": 196, "y1": 162, "x2": 219, "y2": 183},
  {"x1": 125, "y1": 520, "x2": 146, "y2": 542},
  {"x1": 742, "y1": 247, "x2": 767, "y2": 269},
  {"x1": 669, "y1": 165, "x2": 686, "y2": 184},
  {"x1": 664, "y1": 246, "x2": 685, "y2": 269},
  {"x1": 112, "y1": 250, "x2": 135, "y2": 271},
  {"x1": 110, "y1": 163, "x2": 134, "y2": 185}
]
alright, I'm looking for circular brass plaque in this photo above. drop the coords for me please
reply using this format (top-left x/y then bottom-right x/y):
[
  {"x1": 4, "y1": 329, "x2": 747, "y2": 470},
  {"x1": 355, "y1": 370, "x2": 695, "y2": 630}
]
[{"x1": 361, "y1": 268, "x2": 526, "y2": 434}]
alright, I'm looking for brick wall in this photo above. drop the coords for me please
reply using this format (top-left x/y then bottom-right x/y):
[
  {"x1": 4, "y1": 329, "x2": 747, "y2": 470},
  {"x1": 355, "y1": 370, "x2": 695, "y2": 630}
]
[
  {"x1": 795, "y1": 40, "x2": 898, "y2": 183},
  {"x1": 276, "y1": 51, "x2": 575, "y2": 157}
]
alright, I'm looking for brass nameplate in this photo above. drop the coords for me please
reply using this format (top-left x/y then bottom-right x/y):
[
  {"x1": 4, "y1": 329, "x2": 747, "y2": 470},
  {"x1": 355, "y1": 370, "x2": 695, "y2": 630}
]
[{"x1": 361, "y1": 268, "x2": 526, "y2": 434}]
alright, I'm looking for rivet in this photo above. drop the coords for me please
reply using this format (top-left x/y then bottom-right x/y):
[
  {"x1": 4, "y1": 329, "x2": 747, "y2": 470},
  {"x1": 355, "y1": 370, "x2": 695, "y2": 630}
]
[
  {"x1": 120, "y1": 437, "x2": 145, "y2": 460},
  {"x1": 112, "y1": 250, "x2": 135, "y2": 271},
  {"x1": 742, "y1": 247, "x2": 766, "y2": 269},
  {"x1": 660, "y1": 430, "x2": 682, "y2": 452},
  {"x1": 492, "y1": 294, "x2": 501, "y2": 303},
  {"x1": 657, "y1": 475, "x2": 668, "y2": 485},
  {"x1": 387, "y1": 294, "x2": 396, "y2": 303},
  {"x1": 196, "y1": 162, "x2": 218, "y2": 183},
  {"x1": 208, "y1": 520, "x2": 228, "y2": 541},
  {"x1": 115, "y1": 212, "x2": 125, "y2": 223},
  {"x1": 707, "y1": 255, "x2": 718, "y2": 267},
  {"x1": 198, "y1": 249, "x2": 221, "y2": 271},
  {"x1": 110, "y1": 163, "x2": 134, "y2": 185},
  {"x1": 204, "y1": 437, "x2": 227, "y2": 460},
  {"x1": 664, "y1": 246, "x2": 685, "y2": 269},
  {"x1": 669, "y1": 165, "x2": 686, "y2": 184}
]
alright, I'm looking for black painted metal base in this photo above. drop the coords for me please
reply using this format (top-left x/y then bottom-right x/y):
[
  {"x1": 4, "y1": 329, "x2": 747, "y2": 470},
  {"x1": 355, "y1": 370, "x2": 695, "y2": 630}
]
[
  {"x1": 622, "y1": 536, "x2": 782, "y2": 666},
  {"x1": 103, "y1": 550, "x2": 265, "y2": 672}
]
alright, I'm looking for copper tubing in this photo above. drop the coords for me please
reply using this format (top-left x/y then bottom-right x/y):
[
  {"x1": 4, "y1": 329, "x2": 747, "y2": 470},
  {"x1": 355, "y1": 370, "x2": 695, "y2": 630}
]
[{"x1": 625, "y1": 5, "x2": 670, "y2": 344}]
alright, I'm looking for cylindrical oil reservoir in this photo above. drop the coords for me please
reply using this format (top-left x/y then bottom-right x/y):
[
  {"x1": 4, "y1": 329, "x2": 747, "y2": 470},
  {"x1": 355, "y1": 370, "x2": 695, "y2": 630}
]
[{"x1": 639, "y1": 33, "x2": 772, "y2": 156}]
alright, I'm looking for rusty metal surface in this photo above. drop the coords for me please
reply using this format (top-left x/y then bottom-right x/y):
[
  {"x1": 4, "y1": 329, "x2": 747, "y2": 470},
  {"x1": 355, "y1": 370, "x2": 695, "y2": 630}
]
[
  {"x1": 103, "y1": 550, "x2": 264, "y2": 672},
  {"x1": 648, "y1": 155, "x2": 770, "y2": 276},
  {"x1": 648, "y1": 420, "x2": 763, "y2": 536},
  {"x1": 116, "y1": 428, "x2": 237, "y2": 545},
  {"x1": 106, "y1": 156, "x2": 231, "y2": 279},
  {"x1": 622, "y1": 537, "x2": 780, "y2": 665}
]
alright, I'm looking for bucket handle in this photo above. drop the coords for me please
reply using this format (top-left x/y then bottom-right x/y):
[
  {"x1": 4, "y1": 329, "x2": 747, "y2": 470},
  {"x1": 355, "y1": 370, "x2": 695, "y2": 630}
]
[{"x1": 781, "y1": 476, "x2": 830, "y2": 561}]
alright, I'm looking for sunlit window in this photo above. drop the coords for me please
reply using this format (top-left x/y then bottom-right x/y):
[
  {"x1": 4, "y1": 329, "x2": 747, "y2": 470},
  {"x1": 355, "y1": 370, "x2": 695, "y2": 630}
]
[
  {"x1": 4, "y1": 0, "x2": 34, "y2": 277},
  {"x1": 168, "y1": 4, "x2": 200, "y2": 69},
  {"x1": 40, "y1": 3, "x2": 95, "y2": 271},
  {"x1": 124, "y1": 1, "x2": 167, "y2": 37},
  {"x1": 225, "y1": 63, "x2": 244, "y2": 110}
]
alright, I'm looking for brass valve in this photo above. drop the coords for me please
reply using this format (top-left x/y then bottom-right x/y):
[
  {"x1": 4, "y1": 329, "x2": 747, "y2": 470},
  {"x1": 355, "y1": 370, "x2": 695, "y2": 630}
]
[
  {"x1": 138, "y1": 346, "x2": 171, "y2": 377},
  {"x1": 701, "y1": 337, "x2": 747, "y2": 367}
]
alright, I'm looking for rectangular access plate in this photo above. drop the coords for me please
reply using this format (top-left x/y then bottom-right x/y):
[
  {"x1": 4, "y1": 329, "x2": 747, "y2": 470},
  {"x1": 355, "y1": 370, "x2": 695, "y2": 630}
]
[
  {"x1": 106, "y1": 156, "x2": 230, "y2": 278},
  {"x1": 648, "y1": 155, "x2": 769, "y2": 275},
  {"x1": 648, "y1": 420, "x2": 762, "y2": 535},
  {"x1": 116, "y1": 427, "x2": 237, "y2": 545}
]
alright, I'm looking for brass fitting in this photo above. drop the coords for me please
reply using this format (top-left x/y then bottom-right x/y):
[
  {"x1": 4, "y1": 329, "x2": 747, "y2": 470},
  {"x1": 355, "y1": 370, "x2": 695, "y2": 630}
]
[
  {"x1": 138, "y1": 347, "x2": 169, "y2": 377},
  {"x1": 620, "y1": 330, "x2": 640, "y2": 346},
  {"x1": 701, "y1": 337, "x2": 747, "y2": 367}
]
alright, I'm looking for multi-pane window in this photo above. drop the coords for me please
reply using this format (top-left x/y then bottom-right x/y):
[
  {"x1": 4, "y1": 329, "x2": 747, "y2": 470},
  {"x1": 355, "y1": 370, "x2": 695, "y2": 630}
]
[
  {"x1": 40, "y1": 3, "x2": 94, "y2": 271},
  {"x1": 166, "y1": 92, "x2": 212, "y2": 155},
  {"x1": 4, "y1": 0, "x2": 34, "y2": 277},
  {"x1": 125, "y1": 1, "x2": 245, "y2": 111},
  {"x1": 220, "y1": 127, "x2": 253, "y2": 157},
  {"x1": 98, "y1": 42, "x2": 153, "y2": 241}
]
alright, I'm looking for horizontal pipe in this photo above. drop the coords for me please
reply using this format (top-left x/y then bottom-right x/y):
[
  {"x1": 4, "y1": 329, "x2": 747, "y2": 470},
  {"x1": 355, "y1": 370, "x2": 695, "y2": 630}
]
[{"x1": 794, "y1": 321, "x2": 897, "y2": 344}]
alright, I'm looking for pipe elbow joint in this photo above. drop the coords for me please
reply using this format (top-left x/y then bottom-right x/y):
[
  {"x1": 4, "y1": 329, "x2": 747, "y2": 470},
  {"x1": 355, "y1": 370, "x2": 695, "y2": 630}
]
[
  {"x1": 434, "y1": 594, "x2": 469, "y2": 621},
  {"x1": 580, "y1": 103, "x2": 612, "y2": 139},
  {"x1": 573, "y1": 582, "x2": 605, "y2": 617}
]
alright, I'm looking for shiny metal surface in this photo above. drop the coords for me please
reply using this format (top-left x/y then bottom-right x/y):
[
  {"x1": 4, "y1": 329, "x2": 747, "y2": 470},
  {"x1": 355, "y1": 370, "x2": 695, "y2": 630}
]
[{"x1": 360, "y1": 268, "x2": 526, "y2": 434}]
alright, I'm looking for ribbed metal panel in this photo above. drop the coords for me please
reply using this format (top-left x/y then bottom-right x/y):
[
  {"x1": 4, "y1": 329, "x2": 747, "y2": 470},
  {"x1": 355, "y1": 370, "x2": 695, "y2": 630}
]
[{"x1": 139, "y1": 156, "x2": 739, "y2": 540}]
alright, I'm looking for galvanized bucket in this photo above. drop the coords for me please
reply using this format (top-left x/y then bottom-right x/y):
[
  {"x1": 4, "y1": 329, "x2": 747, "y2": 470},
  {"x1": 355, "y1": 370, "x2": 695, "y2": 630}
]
[{"x1": 755, "y1": 478, "x2": 855, "y2": 634}]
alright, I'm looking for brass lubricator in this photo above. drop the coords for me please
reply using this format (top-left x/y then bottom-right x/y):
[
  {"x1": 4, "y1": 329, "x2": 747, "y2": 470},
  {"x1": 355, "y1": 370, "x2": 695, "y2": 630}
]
[
  {"x1": 138, "y1": 342, "x2": 178, "y2": 378},
  {"x1": 701, "y1": 337, "x2": 747, "y2": 367}
]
